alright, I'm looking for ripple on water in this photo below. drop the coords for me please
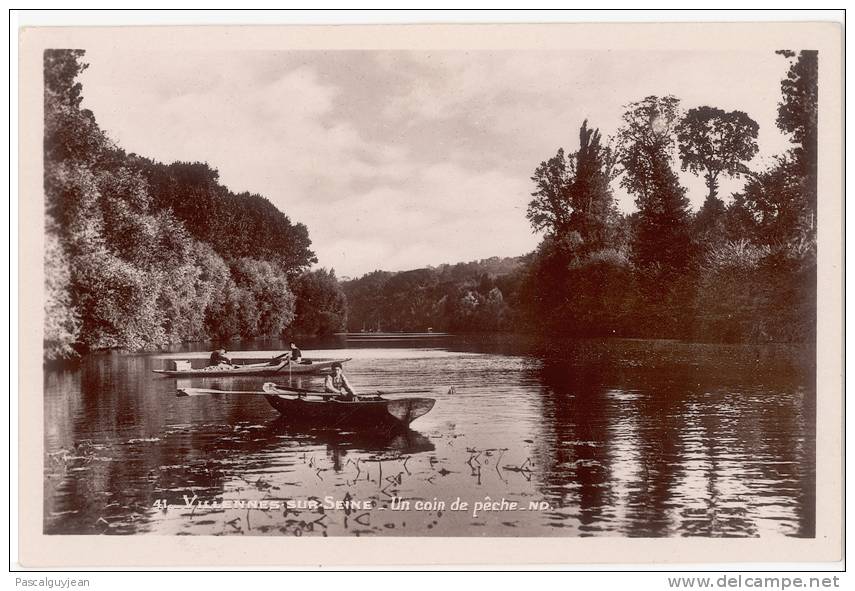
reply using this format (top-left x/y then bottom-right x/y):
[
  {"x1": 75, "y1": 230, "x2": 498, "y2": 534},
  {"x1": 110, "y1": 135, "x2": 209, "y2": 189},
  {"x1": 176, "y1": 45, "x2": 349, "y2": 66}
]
[{"x1": 43, "y1": 337, "x2": 815, "y2": 537}]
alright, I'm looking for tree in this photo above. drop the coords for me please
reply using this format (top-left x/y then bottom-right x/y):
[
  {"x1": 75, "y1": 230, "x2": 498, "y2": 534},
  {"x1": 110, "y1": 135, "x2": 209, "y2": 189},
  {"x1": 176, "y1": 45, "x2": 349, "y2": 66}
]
[
  {"x1": 734, "y1": 155, "x2": 813, "y2": 246},
  {"x1": 725, "y1": 51, "x2": 817, "y2": 249},
  {"x1": 383, "y1": 268, "x2": 440, "y2": 331},
  {"x1": 693, "y1": 194, "x2": 728, "y2": 246},
  {"x1": 290, "y1": 268, "x2": 348, "y2": 335},
  {"x1": 517, "y1": 234, "x2": 636, "y2": 336},
  {"x1": 44, "y1": 49, "x2": 87, "y2": 108},
  {"x1": 230, "y1": 258, "x2": 296, "y2": 337},
  {"x1": 44, "y1": 50, "x2": 118, "y2": 237},
  {"x1": 722, "y1": 194, "x2": 760, "y2": 242},
  {"x1": 341, "y1": 270, "x2": 393, "y2": 332},
  {"x1": 775, "y1": 49, "x2": 818, "y2": 229},
  {"x1": 616, "y1": 95, "x2": 681, "y2": 201},
  {"x1": 695, "y1": 239, "x2": 814, "y2": 343},
  {"x1": 515, "y1": 232, "x2": 578, "y2": 331},
  {"x1": 44, "y1": 233, "x2": 81, "y2": 360},
  {"x1": 616, "y1": 96, "x2": 694, "y2": 272},
  {"x1": 72, "y1": 249, "x2": 165, "y2": 351},
  {"x1": 43, "y1": 49, "x2": 104, "y2": 167},
  {"x1": 676, "y1": 106, "x2": 759, "y2": 201},
  {"x1": 776, "y1": 50, "x2": 818, "y2": 173},
  {"x1": 141, "y1": 161, "x2": 317, "y2": 273},
  {"x1": 522, "y1": 121, "x2": 628, "y2": 335},
  {"x1": 526, "y1": 121, "x2": 619, "y2": 252},
  {"x1": 566, "y1": 121, "x2": 621, "y2": 251},
  {"x1": 450, "y1": 290, "x2": 481, "y2": 331},
  {"x1": 676, "y1": 105, "x2": 759, "y2": 249},
  {"x1": 478, "y1": 287, "x2": 508, "y2": 331},
  {"x1": 154, "y1": 221, "x2": 223, "y2": 344},
  {"x1": 527, "y1": 148, "x2": 573, "y2": 235}
]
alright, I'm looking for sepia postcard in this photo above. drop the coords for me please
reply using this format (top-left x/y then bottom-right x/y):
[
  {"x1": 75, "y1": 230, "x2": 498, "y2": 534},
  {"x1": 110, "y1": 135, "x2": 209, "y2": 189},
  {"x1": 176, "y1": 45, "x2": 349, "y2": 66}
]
[{"x1": 17, "y1": 19, "x2": 843, "y2": 568}]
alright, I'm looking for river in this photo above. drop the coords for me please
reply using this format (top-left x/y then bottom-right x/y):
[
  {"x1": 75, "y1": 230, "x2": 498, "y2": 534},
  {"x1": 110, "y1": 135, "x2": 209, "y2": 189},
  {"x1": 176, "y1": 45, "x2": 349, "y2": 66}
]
[{"x1": 43, "y1": 334, "x2": 815, "y2": 537}]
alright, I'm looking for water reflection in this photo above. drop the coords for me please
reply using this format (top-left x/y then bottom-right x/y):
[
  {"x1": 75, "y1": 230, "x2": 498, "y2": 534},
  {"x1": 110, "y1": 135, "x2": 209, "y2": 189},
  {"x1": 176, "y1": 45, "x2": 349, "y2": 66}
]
[
  {"x1": 530, "y1": 341, "x2": 815, "y2": 537},
  {"x1": 44, "y1": 336, "x2": 815, "y2": 537}
]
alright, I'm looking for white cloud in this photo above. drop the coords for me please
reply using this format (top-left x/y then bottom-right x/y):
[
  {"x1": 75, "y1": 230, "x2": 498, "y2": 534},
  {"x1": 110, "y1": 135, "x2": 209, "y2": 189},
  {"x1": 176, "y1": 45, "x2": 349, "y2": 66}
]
[{"x1": 77, "y1": 49, "x2": 795, "y2": 277}]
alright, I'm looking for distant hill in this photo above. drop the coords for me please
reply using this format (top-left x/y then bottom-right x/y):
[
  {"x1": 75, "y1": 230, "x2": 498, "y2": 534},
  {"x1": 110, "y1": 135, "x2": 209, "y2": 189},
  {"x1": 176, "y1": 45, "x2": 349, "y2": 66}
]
[{"x1": 341, "y1": 256, "x2": 528, "y2": 333}]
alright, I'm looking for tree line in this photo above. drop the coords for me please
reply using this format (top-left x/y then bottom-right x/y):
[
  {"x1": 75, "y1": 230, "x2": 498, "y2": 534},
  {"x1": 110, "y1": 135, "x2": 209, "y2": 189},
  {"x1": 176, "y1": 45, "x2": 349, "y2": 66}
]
[
  {"x1": 43, "y1": 50, "x2": 347, "y2": 361},
  {"x1": 343, "y1": 50, "x2": 817, "y2": 343},
  {"x1": 342, "y1": 257, "x2": 526, "y2": 332}
]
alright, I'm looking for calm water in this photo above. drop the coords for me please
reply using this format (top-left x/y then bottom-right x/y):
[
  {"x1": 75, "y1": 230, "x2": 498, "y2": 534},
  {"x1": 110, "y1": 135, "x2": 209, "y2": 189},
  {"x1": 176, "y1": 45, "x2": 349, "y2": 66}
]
[{"x1": 44, "y1": 335, "x2": 815, "y2": 537}]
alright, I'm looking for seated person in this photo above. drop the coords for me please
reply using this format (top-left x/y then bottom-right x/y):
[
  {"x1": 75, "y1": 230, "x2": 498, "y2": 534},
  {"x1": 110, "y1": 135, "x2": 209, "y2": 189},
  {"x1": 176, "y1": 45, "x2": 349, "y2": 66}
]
[
  {"x1": 209, "y1": 349, "x2": 231, "y2": 366},
  {"x1": 323, "y1": 362, "x2": 358, "y2": 400},
  {"x1": 289, "y1": 342, "x2": 303, "y2": 362}
]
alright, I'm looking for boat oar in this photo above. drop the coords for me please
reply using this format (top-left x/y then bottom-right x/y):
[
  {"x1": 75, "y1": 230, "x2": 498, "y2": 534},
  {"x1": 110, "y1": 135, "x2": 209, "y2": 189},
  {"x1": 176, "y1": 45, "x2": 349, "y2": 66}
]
[
  {"x1": 271, "y1": 356, "x2": 293, "y2": 374},
  {"x1": 177, "y1": 387, "x2": 270, "y2": 397},
  {"x1": 372, "y1": 388, "x2": 435, "y2": 395},
  {"x1": 177, "y1": 385, "x2": 340, "y2": 399},
  {"x1": 272, "y1": 385, "x2": 434, "y2": 396},
  {"x1": 268, "y1": 385, "x2": 331, "y2": 396}
]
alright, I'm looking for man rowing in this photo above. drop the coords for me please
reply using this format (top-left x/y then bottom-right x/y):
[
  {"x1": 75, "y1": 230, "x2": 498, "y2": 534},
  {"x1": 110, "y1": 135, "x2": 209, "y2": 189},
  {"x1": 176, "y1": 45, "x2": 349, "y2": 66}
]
[
  {"x1": 267, "y1": 342, "x2": 303, "y2": 366},
  {"x1": 324, "y1": 362, "x2": 358, "y2": 401}
]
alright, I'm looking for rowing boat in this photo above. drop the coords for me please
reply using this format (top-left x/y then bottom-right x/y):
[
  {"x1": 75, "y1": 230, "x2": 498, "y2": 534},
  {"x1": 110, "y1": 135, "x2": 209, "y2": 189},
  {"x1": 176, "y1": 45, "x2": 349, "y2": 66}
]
[
  {"x1": 153, "y1": 357, "x2": 351, "y2": 378},
  {"x1": 175, "y1": 382, "x2": 436, "y2": 428},
  {"x1": 261, "y1": 383, "x2": 436, "y2": 427}
]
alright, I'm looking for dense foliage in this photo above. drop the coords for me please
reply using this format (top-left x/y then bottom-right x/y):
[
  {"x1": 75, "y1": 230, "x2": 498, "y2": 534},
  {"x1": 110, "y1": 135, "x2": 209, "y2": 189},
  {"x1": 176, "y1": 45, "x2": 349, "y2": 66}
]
[
  {"x1": 44, "y1": 50, "x2": 342, "y2": 360},
  {"x1": 290, "y1": 269, "x2": 348, "y2": 335},
  {"x1": 343, "y1": 50, "x2": 817, "y2": 343},
  {"x1": 342, "y1": 258, "x2": 525, "y2": 332},
  {"x1": 142, "y1": 161, "x2": 315, "y2": 267}
]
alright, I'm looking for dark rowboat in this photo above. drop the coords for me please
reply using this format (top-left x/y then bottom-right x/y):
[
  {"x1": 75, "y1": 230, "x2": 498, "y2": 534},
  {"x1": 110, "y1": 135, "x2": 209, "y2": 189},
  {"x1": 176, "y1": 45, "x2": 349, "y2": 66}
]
[
  {"x1": 153, "y1": 358, "x2": 351, "y2": 378},
  {"x1": 174, "y1": 383, "x2": 436, "y2": 428},
  {"x1": 261, "y1": 383, "x2": 436, "y2": 428}
]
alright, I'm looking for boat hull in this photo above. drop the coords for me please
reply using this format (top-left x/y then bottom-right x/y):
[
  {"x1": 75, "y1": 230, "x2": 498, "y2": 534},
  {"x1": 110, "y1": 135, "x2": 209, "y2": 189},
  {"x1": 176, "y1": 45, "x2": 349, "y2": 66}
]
[
  {"x1": 154, "y1": 358, "x2": 350, "y2": 378},
  {"x1": 263, "y1": 394, "x2": 436, "y2": 428}
]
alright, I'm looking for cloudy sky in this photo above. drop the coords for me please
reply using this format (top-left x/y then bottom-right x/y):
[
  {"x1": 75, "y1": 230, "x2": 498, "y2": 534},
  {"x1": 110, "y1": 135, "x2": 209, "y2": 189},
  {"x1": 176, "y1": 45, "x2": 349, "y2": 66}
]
[{"x1": 78, "y1": 50, "x2": 793, "y2": 278}]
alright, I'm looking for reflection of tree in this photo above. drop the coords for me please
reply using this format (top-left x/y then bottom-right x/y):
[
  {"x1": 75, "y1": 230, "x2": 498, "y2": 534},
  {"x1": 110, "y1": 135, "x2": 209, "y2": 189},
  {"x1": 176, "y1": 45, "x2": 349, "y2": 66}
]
[
  {"x1": 620, "y1": 370, "x2": 688, "y2": 536},
  {"x1": 533, "y1": 358, "x2": 617, "y2": 533},
  {"x1": 529, "y1": 340, "x2": 815, "y2": 537},
  {"x1": 671, "y1": 347, "x2": 815, "y2": 537},
  {"x1": 535, "y1": 357, "x2": 689, "y2": 535},
  {"x1": 796, "y1": 385, "x2": 816, "y2": 537}
]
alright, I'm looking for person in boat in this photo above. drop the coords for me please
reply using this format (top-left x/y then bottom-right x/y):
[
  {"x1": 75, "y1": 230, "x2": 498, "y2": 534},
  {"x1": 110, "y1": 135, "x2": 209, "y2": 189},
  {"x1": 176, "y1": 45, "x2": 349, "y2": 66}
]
[
  {"x1": 209, "y1": 348, "x2": 232, "y2": 366},
  {"x1": 288, "y1": 342, "x2": 303, "y2": 362},
  {"x1": 324, "y1": 362, "x2": 358, "y2": 400}
]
